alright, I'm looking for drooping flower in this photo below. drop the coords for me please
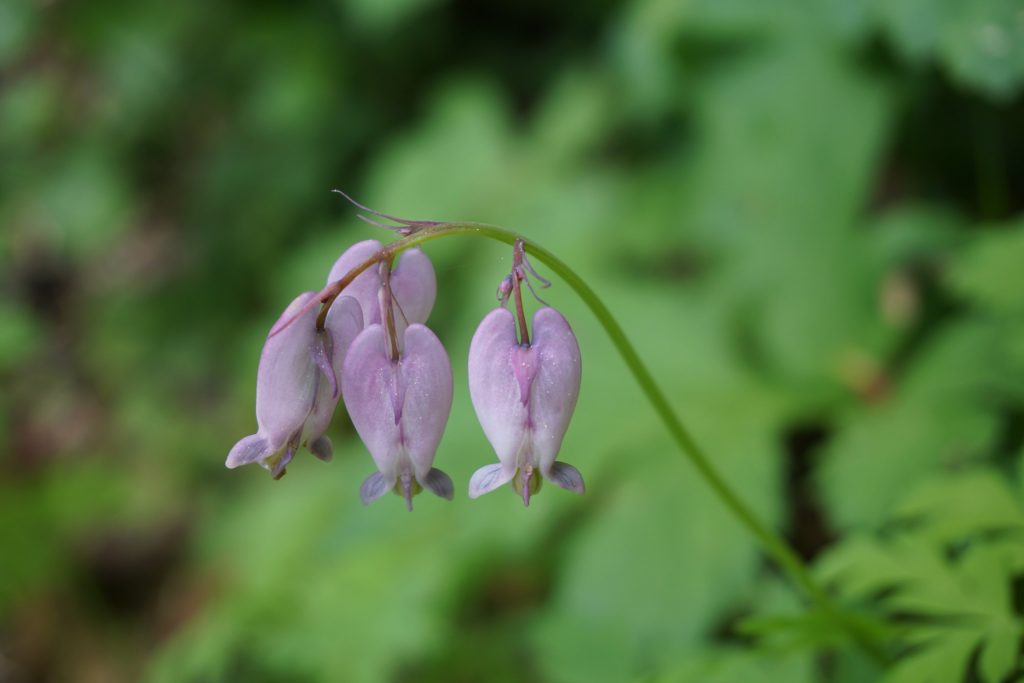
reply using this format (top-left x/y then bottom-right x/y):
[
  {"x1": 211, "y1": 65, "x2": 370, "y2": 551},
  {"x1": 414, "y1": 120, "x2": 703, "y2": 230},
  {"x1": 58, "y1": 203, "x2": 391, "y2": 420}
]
[
  {"x1": 467, "y1": 306, "x2": 584, "y2": 505},
  {"x1": 226, "y1": 292, "x2": 363, "y2": 478},
  {"x1": 326, "y1": 240, "x2": 436, "y2": 332},
  {"x1": 342, "y1": 322, "x2": 454, "y2": 509}
]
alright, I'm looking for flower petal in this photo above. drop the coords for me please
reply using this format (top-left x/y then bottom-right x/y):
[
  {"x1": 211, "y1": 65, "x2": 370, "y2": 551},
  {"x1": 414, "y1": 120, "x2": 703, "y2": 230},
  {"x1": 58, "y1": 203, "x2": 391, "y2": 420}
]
[
  {"x1": 398, "y1": 324, "x2": 453, "y2": 479},
  {"x1": 326, "y1": 240, "x2": 383, "y2": 328},
  {"x1": 342, "y1": 324, "x2": 402, "y2": 477},
  {"x1": 390, "y1": 247, "x2": 437, "y2": 329},
  {"x1": 545, "y1": 461, "x2": 585, "y2": 494},
  {"x1": 468, "y1": 463, "x2": 516, "y2": 498},
  {"x1": 360, "y1": 471, "x2": 394, "y2": 505},
  {"x1": 226, "y1": 434, "x2": 274, "y2": 469},
  {"x1": 303, "y1": 296, "x2": 364, "y2": 446},
  {"x1": 308, "y1": 435, "x2": 333, "y2": 462},
  {"x1": 270, "y1": 432, "x2": 300, "y2": 479},
  {"x1": 528, "y1": 307, "x2": 582, "y2": 473},
  {"x1": 422, "y1": 468, "x2": 454, "y2": 500},
  {"x1": 253, "y1": 291, "x2": 320, "y2": 452},
  {"x1": 468, "y1": 308, "x2": 529, "y2": 466}
]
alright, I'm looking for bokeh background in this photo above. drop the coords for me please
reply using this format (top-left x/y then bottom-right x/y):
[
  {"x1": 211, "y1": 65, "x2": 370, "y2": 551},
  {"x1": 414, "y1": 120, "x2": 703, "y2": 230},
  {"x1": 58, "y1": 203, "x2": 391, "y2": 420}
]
[{"x1": 2, "y1": 0, "x2": 1024, "y2": 681}]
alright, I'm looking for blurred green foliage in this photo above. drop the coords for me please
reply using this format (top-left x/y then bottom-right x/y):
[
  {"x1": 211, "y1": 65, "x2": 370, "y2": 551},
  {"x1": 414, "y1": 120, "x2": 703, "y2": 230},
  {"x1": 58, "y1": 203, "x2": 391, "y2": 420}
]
[{"x1": 1, "y1": 0, "x2": 1023, "y2": 681}]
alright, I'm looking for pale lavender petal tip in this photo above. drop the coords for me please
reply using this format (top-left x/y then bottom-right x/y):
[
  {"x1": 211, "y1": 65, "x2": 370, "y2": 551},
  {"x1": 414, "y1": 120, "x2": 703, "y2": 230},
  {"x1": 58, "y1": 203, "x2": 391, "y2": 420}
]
[
  {"x1": 360, "y1": 472, "x2": 393, "y2": 505},
  {"x1": 468, "y1": 463, "x2": 515, "y2": 498},
  {"x1": 226, "y1": 434, "x2": 275, "y2": 469}
]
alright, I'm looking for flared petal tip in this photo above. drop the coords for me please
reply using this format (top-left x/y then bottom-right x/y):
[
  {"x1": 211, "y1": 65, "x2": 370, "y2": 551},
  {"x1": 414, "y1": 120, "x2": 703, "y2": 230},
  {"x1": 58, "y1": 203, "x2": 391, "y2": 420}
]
[
  {"x1": 422, "y1": 468, "x2": 454, "y2": 500},
  {"x1": 360, "y1": 472, "x2": 395, "y2": 506},
  {"x1": 226, "y1": 434, "x2": 273, "y2": 469},
  {"x1": 545, "y1": 461, "x2": 585, "y2": 494},
  {"x1": 468, "y1": 463, "x2": 515, "y2": 499},
  {"x1": 308, "y1": 435, "x2": 333, "y2": 462}
]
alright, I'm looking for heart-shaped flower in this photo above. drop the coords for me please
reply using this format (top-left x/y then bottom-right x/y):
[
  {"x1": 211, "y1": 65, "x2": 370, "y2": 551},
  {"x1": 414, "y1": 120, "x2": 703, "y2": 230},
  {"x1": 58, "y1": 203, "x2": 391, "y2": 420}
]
[
  {"x1": 467, "y1": 307, "x2": 583, "y2": 505},
  {"x1": 226, "y1": 292, "x2": 363, "y2": 478},
  {"x1": 342, "y1": 322, "x2": 454, "y2": 509}
]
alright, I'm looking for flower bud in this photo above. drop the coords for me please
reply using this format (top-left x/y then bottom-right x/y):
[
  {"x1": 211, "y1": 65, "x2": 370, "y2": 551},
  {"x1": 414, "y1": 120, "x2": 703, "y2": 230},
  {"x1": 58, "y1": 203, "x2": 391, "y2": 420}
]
[{"x1": 467, "y1": 307, "x2": 583, "y2": 505}]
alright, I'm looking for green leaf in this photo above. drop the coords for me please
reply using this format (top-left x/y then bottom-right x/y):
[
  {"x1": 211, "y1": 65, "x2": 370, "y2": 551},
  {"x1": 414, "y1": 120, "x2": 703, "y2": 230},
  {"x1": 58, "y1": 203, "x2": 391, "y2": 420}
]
[
  {"x1": 641, "y1": 646, "x2": 814, "y2": 683},
  {"x1": 937, "y1": 0, "x2": 1024, "y2": 101},
  {"x1": 882, "y1": 631, "x2": 979, "y2": 683},
  {"x1": 681, "y1": 41, "x2": 894, "y2": 383},
  {"x1": 819, "y1": 470, "x2": 1024, "y2": 683},
  {"x1": 873, "y1": 0, "x2": 955, "y2": 63},
  {"x1": 819, "y1": 321, "x2": 1001, "y2": 530},
  {"x1": 947, "y1": 221, "x2": 1024, "y2": 315},
  {"x1": 893, "y1": 470, "x2": 1024, "y2": 546},
  {"x1": 979, "y1": 622, "x2": 1021, "y2": 683},
  {"x1": 873, "y1": 0, "x2": 1024, "y2": 100}
]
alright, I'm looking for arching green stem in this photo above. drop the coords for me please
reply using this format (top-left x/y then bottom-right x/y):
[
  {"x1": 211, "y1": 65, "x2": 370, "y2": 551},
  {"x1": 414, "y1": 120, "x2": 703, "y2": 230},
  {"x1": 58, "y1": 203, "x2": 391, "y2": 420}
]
[{"x1": 315, "y1": 221, "x2": 889, "y2": 664}]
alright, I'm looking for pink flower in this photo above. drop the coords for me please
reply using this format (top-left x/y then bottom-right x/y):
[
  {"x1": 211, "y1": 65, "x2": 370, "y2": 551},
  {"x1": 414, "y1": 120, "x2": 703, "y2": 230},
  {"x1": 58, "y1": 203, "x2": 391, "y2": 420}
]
[
  {"x1": 342, "y1": 322, "x2": 454, "y2": 509},
  {"x1": 467, "y1": 307, "x2": 583, "y2": 505},
  {"x1": 226, "y1": 292, "x2": 363, "y2": 478}
]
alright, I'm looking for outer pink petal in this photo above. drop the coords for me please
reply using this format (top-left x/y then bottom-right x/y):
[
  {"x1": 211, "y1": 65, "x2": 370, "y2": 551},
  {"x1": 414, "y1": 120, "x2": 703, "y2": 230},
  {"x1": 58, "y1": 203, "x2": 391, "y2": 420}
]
[
  {"x1": 341, "y1": 324, "x2": 402, "y2": 479},
  {"x1": 390, "y1": 248, "x2": 437, "y2": 330},
  {"x1": 398, "y1": 324, "x2": 452, "y2": 479},
  {"x1": 326, "y1": 239, "x2": 383, "y2": 328},
  {"x1": 304, "y1": 295, "x2": 364, "y2": 445},
  {"x1": 467, "y1": 308, "x2": 529, "y2": 467},
  {"x1": 227, "y1": 292, "x2": 319, "y2": 469},
  {"x1": 256, "y1": 292, "x2": 320, "y2": 445},
  {"x1": 528, "y1": 307, "x2": 581, "y2": 476}
]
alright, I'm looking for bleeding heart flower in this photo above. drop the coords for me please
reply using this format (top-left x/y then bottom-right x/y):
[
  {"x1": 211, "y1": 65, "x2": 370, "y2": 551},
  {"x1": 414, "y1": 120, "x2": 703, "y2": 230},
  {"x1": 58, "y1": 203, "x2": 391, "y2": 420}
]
[
  {"x1": 226, "y1": 292, "x2": 363, "y2": 478},
  {"x1": 326, "y1": 240, "x2": 436, "y2": 332},
  {"x1": 467, "y1": 306, "x2": 583, "y2": 505},
  {"x1": 342, "y1": 322, "x2": 454, "y2": 509}
]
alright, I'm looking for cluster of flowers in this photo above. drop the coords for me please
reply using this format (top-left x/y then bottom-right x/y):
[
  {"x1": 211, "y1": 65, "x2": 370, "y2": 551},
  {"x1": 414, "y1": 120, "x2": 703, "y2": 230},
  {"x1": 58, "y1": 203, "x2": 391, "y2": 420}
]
[{"x1": 226, "y1": 235, "x2": 584, "y2": 509}]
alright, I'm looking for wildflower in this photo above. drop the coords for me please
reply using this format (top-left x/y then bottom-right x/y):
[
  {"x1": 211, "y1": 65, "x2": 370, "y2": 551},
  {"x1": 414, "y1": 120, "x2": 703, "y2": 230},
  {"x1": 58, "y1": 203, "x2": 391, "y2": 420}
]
[
  {"x1": 342, "y1": 320, "x2": 455, "y2": 509},
  {"x1": 467, "y1": 306, "x2": 584, "y2": 505},
  {"x1": 225, "y1": 292, "x2": 363, "y2": 478}
]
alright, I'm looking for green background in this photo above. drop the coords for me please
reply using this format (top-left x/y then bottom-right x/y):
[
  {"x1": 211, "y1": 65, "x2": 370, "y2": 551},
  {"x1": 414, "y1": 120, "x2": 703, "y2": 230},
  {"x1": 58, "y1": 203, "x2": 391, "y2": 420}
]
[{"x1": 2, "y1": 0, "x2": 1023, "y2": 681}]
